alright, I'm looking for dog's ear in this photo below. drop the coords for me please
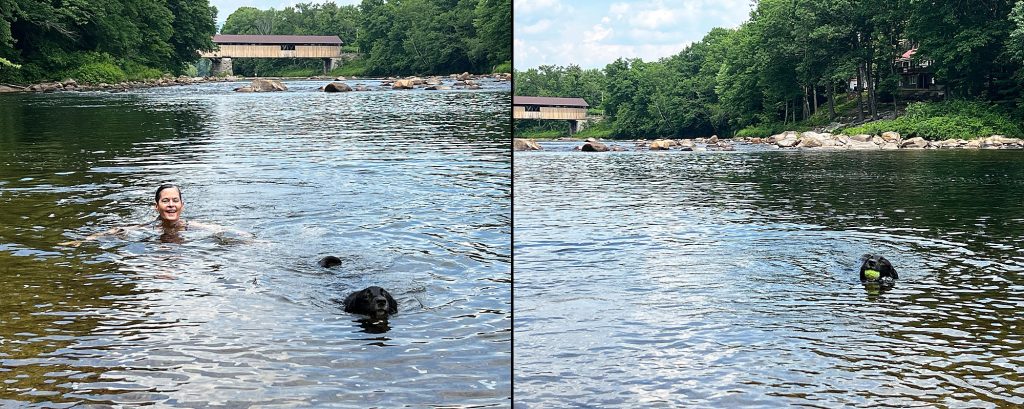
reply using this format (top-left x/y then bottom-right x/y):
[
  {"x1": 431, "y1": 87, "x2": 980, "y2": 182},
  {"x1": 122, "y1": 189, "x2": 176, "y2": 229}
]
[
  {"x1": 384, "y1": 290, "x2": 398, "y2": 314},
  {"x1": 342, "y1": 291, "x2": 357, "y2": 312},
  {"x1": 878, "y1": 256, "x2": 898, "y2": 278}
]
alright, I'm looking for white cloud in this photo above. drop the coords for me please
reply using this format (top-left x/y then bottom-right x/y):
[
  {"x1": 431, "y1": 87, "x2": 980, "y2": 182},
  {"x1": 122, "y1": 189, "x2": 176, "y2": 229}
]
[
  {"x1": 609, "y1": 2, "x2": 631, "y2": 19},
  {"x1": 515, "y1": 0, "x2": 752, "y2": 70},
  {"x1": 515, "y1": 0, "x2": 567, "y2": 15},
  {"x1": 584, "y1": 23, "x2": 613, "y2": 43},
  {"x1": 630, "y1": 7, "x2": 678, "y2": 30},
  {"x1": 522, "y1": 20, "x2": 554, "y2": 35}
]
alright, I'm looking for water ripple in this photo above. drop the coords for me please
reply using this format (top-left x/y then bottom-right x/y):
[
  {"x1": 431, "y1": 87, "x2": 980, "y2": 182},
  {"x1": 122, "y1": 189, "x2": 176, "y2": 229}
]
[
  {"x1": 0, "y1": 82, "x2": 510, "y2": 406},
  {"x1": 515, "y1": 146, "x2": 1024, "y2": 407}
]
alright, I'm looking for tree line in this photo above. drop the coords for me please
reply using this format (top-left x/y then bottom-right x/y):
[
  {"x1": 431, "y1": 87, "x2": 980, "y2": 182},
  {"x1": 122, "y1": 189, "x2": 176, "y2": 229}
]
[
  {"x1": 1, "y1": 0, "x2": 510, "y2": 83},
  {"x1": 516, "y1": 0, "x2": 1024, "y2": 138},
  {"x1": 0, "y1": 0, "x2": 217, "y2": 83},
  {"x1": 220, "y1": 0, "x2": 509, "y2": 77}
]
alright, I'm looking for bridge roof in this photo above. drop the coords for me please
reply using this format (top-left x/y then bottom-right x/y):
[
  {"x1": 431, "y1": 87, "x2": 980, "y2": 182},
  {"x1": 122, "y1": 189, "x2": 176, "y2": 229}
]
[
  {"x1": 513, "y1": 96, "x2": 589, "y2": 107},
  {"x1": 213, "y1": 34, "x2": 343, "y2": 45}
]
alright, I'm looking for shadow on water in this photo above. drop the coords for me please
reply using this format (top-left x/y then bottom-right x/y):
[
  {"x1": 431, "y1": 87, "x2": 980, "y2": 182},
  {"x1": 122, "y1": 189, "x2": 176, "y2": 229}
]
[{"x1": 1, "y1": 82, "x2": 511, "y2": 406}]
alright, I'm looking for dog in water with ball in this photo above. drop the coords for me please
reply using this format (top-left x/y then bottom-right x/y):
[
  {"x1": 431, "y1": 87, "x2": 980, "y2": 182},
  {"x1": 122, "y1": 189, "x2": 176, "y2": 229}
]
[{"x1": 860, "y1": 254, "x2": 898, "y2": 286}]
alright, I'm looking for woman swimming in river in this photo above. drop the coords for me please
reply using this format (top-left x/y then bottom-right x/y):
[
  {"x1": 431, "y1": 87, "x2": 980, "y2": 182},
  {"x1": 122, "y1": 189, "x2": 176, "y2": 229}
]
[{"x1": 60, "y1": 184, "x2": 248, "y2": 246}]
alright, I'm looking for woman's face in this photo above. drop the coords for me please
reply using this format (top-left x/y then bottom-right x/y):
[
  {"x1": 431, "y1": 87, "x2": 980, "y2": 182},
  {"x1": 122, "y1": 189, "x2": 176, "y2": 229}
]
[{"x1": 155, "y1": 187, "x2": 184, "y2": 222}]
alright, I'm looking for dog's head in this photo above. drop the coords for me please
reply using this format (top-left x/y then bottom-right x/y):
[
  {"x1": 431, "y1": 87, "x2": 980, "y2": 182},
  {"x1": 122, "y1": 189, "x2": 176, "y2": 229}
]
[
  {"x1": 345, "y1": 286, "x2": 398, "y2": 320},
  {"x1": 860, "y1": 254, "x2": 898, "y2": 282}
]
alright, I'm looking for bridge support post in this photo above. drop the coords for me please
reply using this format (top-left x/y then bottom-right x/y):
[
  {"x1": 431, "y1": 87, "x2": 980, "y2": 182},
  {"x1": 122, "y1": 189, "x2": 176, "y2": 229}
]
[
  {"x1": 322, "y1": 58, "x2": 335, "y2": 74},
  {"x1": 568, "y1": 120, "x2": 579, "y2": 135},
  {"x1": 210, "y1": 57, "x2": 233, "y2": 76}
]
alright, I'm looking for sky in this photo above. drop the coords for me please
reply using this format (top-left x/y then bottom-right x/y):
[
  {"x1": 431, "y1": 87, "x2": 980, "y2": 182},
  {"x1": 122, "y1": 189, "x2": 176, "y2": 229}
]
[
  {"x1": 514, "y1": 0, "x2": 753, "y2": 70},
  {"x1": 208, "y1": 0, "x2": 359, "y2": 25}
]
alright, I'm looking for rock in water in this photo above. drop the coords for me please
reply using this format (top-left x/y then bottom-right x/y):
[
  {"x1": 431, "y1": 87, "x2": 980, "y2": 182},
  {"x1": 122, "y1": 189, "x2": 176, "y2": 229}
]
[
  {"x1": 513, "y1": 138, "x2": 542, "y2": 151},
  {"x1": 323, "y1": 82, "x2": 352, "y2": 92},
  {"x1": 581, "y1": 141, "x2": 609, "y2": 152}
]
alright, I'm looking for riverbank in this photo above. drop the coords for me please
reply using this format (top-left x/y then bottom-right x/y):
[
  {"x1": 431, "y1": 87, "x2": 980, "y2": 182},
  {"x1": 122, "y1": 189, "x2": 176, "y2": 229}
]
[
  {"x1": 0, "y1": 72, "x2": 511, "y2": 94},
  {"x1": 0, "y1": 76, "x2": 239, "y2": 93},
  {"x1": 514, "y1": 132, "x2": 1024, "y2": 152},
  {"x1": 515, "y1": 100, "x2": 1022, "y2": 145}
]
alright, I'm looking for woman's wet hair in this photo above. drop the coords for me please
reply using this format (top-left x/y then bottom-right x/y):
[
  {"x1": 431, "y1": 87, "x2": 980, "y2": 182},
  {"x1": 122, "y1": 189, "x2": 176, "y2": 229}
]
[{"x1": 155, "y1": 184, "x2": 182, "y2": 203}]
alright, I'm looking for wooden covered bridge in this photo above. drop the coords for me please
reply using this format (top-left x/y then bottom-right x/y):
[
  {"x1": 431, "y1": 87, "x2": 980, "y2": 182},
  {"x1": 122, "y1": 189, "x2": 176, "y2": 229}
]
[
  {"x1": 199, "y1": 34, "x2": 345, "y2": 76},
  {"x1": 513, "y1": 96, "x2": 590, "y2": 134}
]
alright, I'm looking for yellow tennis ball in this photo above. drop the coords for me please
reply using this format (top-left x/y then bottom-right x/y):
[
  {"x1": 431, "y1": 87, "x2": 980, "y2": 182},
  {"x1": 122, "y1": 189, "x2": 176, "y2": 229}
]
[{"x1": 864, "y1": 269, "x2": 881, "y2": 280}]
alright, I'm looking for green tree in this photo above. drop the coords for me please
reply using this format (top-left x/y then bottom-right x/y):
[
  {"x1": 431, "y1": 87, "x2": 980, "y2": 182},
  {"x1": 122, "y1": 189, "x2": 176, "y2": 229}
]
[
  {"x1": 906, "y1": 0, "x2": 1018, "y2": 98},
  {"x1": 167, "y1": 0, "x2": 217, "y2": 72},
  {"x1": 473, "y1": 0, "x2": 510, "y2": 70}
]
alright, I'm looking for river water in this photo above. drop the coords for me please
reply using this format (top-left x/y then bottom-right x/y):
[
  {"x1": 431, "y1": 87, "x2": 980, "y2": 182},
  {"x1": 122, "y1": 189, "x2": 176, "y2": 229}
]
[
  {"x1": 515, "y1": 142, "x2": 1024, "y2": 407},
  {"x1": 0, "y1": 80, "x2": 510, "y2": 407}
]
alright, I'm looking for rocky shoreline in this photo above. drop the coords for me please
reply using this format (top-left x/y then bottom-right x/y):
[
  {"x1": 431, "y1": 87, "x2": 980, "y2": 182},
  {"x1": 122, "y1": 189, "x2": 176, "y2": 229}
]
[
  {"x1": 514, "y1": 131, "x2": 1024, "y2": 152},
  {"x1": 0, "y1": 75, "x2": 240, "y2": 93},
  {"x1": 0, "y1": 72, "x2": 511, "y2": 94}
]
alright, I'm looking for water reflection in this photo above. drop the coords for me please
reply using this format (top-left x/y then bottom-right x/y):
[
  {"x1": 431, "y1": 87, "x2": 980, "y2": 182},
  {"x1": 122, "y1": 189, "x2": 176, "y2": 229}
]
[
  {"x1": 515, "y1": 146, "x2": 1024, "y2": 407},
  {"x1": 0, "y1": 81, "x2": 511, "y2": 406}
]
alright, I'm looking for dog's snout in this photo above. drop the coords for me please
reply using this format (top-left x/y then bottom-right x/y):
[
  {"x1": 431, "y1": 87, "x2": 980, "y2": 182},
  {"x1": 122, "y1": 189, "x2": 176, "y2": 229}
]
[{"x1": 375, "y1": 297, "x2": 388, "y2": 308}]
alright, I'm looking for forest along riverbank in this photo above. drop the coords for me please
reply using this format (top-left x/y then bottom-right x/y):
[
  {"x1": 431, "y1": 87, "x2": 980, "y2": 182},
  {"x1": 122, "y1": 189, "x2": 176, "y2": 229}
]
[
  {"x1": 514, "y1": 132, "x2": 1024, "y2": 152},
  {"x1": 1, "y1": 72, "x2": 511, "y2": 93}
]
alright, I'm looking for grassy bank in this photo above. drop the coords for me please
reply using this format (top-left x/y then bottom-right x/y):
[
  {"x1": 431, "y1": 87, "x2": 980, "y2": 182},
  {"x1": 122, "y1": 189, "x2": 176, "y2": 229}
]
[
  {"x1": 734, "y1": 94, "x2": 862, "y2": 138},
  {"x1": 731, "y1": 99, "x2": 1022, "y2": 140},
  {"x1": 840, "y1": 100, "x2": 1022, "y2": 139},
  {"x1": 515, "y1": 120, "x2": 614, "y2": 140}
]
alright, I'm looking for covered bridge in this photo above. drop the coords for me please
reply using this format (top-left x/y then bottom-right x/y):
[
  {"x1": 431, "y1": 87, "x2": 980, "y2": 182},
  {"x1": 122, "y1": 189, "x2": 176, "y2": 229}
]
[
  {"x1": 513, "y1": 96, "x2": 590, "y2": 134},
  {"x1": 200, "y1": 34, "x2": 345, "y2": 76}
]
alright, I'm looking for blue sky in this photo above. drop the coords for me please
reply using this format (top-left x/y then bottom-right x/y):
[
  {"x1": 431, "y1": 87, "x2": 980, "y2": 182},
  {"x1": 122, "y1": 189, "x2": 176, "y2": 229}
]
[
  {"x1": 514, "y1": 0, "x2": 753, "y2": 70},
  {"x1": 208, "y1": 0, "x2": 360, "y2": 25}
]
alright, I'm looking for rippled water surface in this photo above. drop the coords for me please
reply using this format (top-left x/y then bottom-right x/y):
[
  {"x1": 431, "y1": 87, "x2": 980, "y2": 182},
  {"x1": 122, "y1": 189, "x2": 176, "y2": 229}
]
[
  {"x1": 515, "y1": 143, "x2": 1024, "y2": 407},
  {"x1": 0, "y1": 80, "x2": 510, "y2": 407}
]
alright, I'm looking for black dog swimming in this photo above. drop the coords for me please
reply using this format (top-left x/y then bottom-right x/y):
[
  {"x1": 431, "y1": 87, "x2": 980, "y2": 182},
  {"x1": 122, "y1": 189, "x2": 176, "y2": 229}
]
[
  {"x1": 860, "y1": 254, "x2": 898, "y2": 284},
  {"x1": 318, "y1": 256, "x2": 343, "y2": 268},
  {"x1": 343, "y1": 286, "x2": 398, "y2": 321}
]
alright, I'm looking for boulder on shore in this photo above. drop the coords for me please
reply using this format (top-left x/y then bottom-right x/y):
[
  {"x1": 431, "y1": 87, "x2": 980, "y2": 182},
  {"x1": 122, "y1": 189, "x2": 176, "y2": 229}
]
[
  {"x1": 797, "y1": 132, "x2": 827, "y2": 148},
  {"x1": 776, "y1": 134, "x2": 799, "y2": 148},
  {"x1": 0, "y1": 84, "x2": 26, "y2": 93},
  {"x1": 901, "y1": 137, "x2": 929, "y2": 149},
  {"x1": 881, "y1": 131, "x2": 901, "y2": 142},
  {"x1": 845, "y1": 140, "x2": 881, "y2": 150}
]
